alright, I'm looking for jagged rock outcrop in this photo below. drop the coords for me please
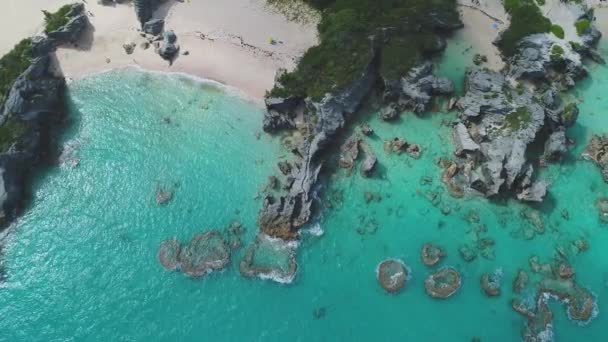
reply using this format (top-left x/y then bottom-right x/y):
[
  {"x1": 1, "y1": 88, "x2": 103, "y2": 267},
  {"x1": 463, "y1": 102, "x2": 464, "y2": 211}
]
[
  {"x1": 450, "y1": 68, "x2": 549, "y2": 201},
  {"x1": 258, "y1": 53, "x2": 379, "y2": 240},
  {"x1": 393, "y1": 62, "x2": 454, "y2": 113},
  {"x1": 133, "y1": 0, "x2": 164, "y2": 27},
  {"x1": 0, "y1": 4, "x2": 88, "y2": 229},
  {"x1": 45, "y1": 3, "x2": 89, "y2": 45}
]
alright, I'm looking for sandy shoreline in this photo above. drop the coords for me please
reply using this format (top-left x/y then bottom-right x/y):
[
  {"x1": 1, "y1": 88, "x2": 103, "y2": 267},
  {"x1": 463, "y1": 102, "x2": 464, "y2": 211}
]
[
  {"x1": 3, "y1": 0, "x2": 319, "y2": 99},
  {"x1": 2, "y1": 0, "x2": 607, "y2": 99}
]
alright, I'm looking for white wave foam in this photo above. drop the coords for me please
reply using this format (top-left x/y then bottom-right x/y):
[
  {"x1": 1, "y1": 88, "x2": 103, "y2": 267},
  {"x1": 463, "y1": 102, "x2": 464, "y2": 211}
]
[
  {"x1": 300, "y1": 223, "x2": 324, "y2": 237},
  {"x1": 74, "y1": 65, "x2": 264, "y2": 106}
]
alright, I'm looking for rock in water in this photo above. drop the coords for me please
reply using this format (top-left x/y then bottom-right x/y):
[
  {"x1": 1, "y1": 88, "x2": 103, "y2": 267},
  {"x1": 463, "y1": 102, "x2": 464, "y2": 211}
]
[
  {"x1": 239, "y1": 234, "x2": 298, "y2": 283},
  {"x1": 158, "y1": 239, "x2": 181, "y2": 271},
  {"x1": 421, "y1": 243, "x2": 445, "y2": 267},
  {"x1": 425, "y1": 267, "x2": 462, "y2": 299},
  {"x1": 377, "y1": 259, "x2": 409, "y2": 294},
  {"x1": 179, "y1": 231, "x2": 230, "y2": 278}
]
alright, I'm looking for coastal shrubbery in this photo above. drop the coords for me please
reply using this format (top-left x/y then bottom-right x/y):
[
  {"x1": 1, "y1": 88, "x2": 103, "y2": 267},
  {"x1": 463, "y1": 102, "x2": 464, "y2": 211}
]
[
  {"x1": 575, "y1": 19, "x2": 590, "y2": 36},
  {"x1": 551, "y1": 24, "x2": 565, "y2": 39},
  {"x1": 270, "y1": 0, "x2": 461, "y2": 100},
  {"x1": 42, "y1": 4, "x2": 73, "y2": 34},
  {"x1": 0, "y1": 38, "x2": 33, "y2": 107},
  {"x1": 0, "y1": 119, "x2": 27, "y2": 153},
  {"x1": 497, "y1": 0, "x2": 552, "y2": 56}
]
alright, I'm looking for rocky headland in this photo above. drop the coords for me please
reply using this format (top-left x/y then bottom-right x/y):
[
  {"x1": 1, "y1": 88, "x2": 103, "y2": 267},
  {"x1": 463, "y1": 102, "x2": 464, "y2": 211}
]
[{"x1": 0, "y1": 3, "x2": 88, "y2": 229}]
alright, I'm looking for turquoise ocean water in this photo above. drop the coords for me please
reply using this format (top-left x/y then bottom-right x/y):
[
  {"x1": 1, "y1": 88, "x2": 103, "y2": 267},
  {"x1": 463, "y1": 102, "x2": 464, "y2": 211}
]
[{"x1": 1, "y1": 37, "x2": 608, "y2": 341}]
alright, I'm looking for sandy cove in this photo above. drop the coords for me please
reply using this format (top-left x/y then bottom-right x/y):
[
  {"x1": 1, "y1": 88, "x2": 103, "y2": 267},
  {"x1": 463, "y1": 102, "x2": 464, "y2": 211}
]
[{"x1": 2, "y1": 0, "x2": 319, "y2": 99}]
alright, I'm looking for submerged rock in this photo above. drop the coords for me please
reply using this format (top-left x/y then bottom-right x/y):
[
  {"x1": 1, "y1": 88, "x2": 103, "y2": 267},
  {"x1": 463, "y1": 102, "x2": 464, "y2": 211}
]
[
  {"x1": 583, "y1": 135, "x2": 608, "y2": 182},
  {"x1": 179, "y1": 231, "x2": 230, "y2": 278},
  {"x1": 240, "y1": 234, "x2": 298, "y2": 283},
  {"x1": 377, "y1": 259, "x2": 409, "y2": 294},
  {"x1": 480, "y1": 269, "x2": 502, "y2": 297},
  {"x1": 425, "y1": 267, "x2": 461, "y2": 299},
  {"x1": 157, "y1": 238, "x2": 181, "y2": 271},
  {"x1": 420, "y1": 243, "x2": 445, "y2": 267},
  {"x1": 359, "y1": 141, "x2": 377, "y2": 177},
  {"x1": 513, "y1": 269, "x2": 529, "y2": 294}
]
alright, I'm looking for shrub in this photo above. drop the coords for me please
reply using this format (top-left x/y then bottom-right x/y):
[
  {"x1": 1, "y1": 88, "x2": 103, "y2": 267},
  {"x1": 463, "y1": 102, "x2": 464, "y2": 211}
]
[
  {"x1": 575, "y1": 19, "x2": 590, "y2": 36},
  {"x1": 0, "y1": 38, "x2": 33, "y2": 106},
  {"x1": 550, "y1": 24, "x2": 564, "y2": 39},
  {"x1": 497, "y1": 0, "x2": 552, "y2": 57},
  {"x1": 42, "y1": 4, "x2": 72, "y2": 34}
]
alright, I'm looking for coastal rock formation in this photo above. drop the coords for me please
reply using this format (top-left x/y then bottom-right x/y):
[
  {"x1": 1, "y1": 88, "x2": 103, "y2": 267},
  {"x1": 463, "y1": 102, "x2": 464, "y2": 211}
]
[
  {"x1": 448, "y1": 68, "x2": 567, "y2": 202},
  {"x1": 421, "y1": 243, "x2": 445, "y2": 267},
  {"x1": 385, "y1": 62, "x2": 454, "y2": 113},
  {"x1": 240, "y1": 234, "x2": 298, "y2": 283},
  {"x1": 377, "y1": 259, "x2": 409, "y2": 294},
  {"x1": 45, "y1": 3, "x2": 89, "y2": 45},
  {"x1": 0, "y1": 4, "x2": 88, "y2": 229},
  {"x1": 424, "y1": 267, "x2": 461, "y2": 299},
  {"x1": 582, "y1": 135, "x2": 608, "y2": 182},
  {"x1": 258, "y1": 55, "x2": 379, "y2": 240},
  {"x1": 133, "y1": 0, "x2": 166, "y2": 27},
  {"x1": 157, "y1": 231, "x2": 231, "y2": 277},
  {"x1": 158, "y1": 30, "x2": 179, "y2": 62}
]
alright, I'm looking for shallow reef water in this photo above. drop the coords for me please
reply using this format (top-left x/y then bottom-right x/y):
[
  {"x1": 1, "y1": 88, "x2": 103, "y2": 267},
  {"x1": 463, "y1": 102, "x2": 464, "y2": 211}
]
[{"x1": 0, "y1": 39, "x2": 607, "y2": 341}]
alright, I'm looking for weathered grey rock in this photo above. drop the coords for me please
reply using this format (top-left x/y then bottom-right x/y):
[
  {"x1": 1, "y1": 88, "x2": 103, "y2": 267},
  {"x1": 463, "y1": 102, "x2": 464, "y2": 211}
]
[
  {"x1": 46, "y1": 3, "x2": 89, "y2": 45},
  {"x1": 338, "y1": 134, "x2": 360, "y2": 170},
  {"x1": 400, "y1": 62, "x2": 454, "y2": 113},
  {"x1": 453, "y1": 122, "x2": 479, "y2": 156},
  {"x1": 543, "y1": 130, "x2": 567, "y2": 161},
  {"x1": 123, "y1": 42, "x2": 136, "y2": 54},
  {"x1": 379, "y1": 103, "x2": 399, "y2": 121},
  {"x1": 143, "y1": 18, "x2": 164, "y2": 36},
  {"x1": 258, "y1": 53, "x2": 378, "y2": 239},
  {"x1": 158, "y1": 30, "x2": 179, "y2": 61},
  {"x1": 360, "y1": 141, "x2": 376, "y2": 177},
  {"x1": 134, "y1": 0, "x2": 162, "y2": 27}
]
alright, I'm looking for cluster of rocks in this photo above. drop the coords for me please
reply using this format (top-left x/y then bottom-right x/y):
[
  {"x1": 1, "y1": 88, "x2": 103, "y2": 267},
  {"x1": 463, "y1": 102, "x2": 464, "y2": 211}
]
[
  {"x1": 447, "y1": 68, "x2": 573, "y2": 202},
  {"x1": 480, "y1": 269, "x2": 502, "y2": 297},
  {"x1": 445, "y1": 9, "x2": 603, "y2": 203},
  {"x1": 338, "y1": 134, "x2": 377, "y2": 177},
  {"x1": 0, "y1": 3, "x2": 88, "y2": 229},
  {"x1": 383, "y1": 137, "x2": 421, "y2": 159},
  {"x1": 512, "y1": 255, "x2": 598, "y2": 341},
  {"x1": 158, "y1": 230, "x2": 231, "y2": 277}
]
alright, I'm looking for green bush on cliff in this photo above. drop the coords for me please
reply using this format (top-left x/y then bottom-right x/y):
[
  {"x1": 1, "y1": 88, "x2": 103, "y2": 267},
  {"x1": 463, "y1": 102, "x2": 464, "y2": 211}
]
[
  {"x1": 550, "y1": 24, "x2": 565, "y2": 39},
  {"x1": 270, "y1": 0, "x2": 461, "y2": 100},
  {"x1": 0, "y1": 38, "x2": 33, "y2": 107},
  {"x1": 497, "y1": 0, "x2": 552, "y2": 57},
  {"x1": 504, "y1": 107, "x2": 532, "y2": 131},
  {"x1": 42, "y1": 4, "x2": 73, "y2": 34},
  {"x1": 575, "y1": 19, "x2": 590, "y2": 36},
  {"x1": 0, "y1": 119, "x2": 27, "y2": 153}
]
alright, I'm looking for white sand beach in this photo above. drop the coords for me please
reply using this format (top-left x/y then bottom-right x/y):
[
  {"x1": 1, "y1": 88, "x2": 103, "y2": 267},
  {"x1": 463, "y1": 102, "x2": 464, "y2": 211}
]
[
  {"x1": 2, "y1": 0, "x2": 319, "y2": 99},
  {"x1": 457, "y1": 0, "x2": 509, "y2": 71}
]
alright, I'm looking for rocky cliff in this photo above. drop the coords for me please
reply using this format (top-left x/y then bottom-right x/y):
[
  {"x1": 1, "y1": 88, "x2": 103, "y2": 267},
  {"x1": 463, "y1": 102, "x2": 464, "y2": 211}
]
[{"x1": 0, "y1": 3, "x2": 88, "y2": 229}]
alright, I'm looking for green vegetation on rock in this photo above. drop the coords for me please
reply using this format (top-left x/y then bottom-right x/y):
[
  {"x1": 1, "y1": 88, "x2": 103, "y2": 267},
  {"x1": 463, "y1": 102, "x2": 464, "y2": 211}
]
[
  {"x1": 0, "y1": 38, "x2": 33, "y2": 107},
  {"x1": 0, "y1": 119, "x2": 27, "y2": 153},
  {"x1": 504, "y1": 107, "x2": 532, "y2": 131},
  {"x1": 575, "y1": 19, "x2": 590, "y2": 36},
  {"x1": 550, "y1": 24, "x2": 564, "y2": 39},
  {"x1": 42, "y1": 4, "x2": 73, "y2": 34},
  {"x1": 269, "y1": 0, "x2": 461, "y2": 100},
  {"x1": 550, "y1": 44, "x2": 564, "y2": 61},
  {"x1": 497, "y1": 0, "x2": 552, "y2": 57}
]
